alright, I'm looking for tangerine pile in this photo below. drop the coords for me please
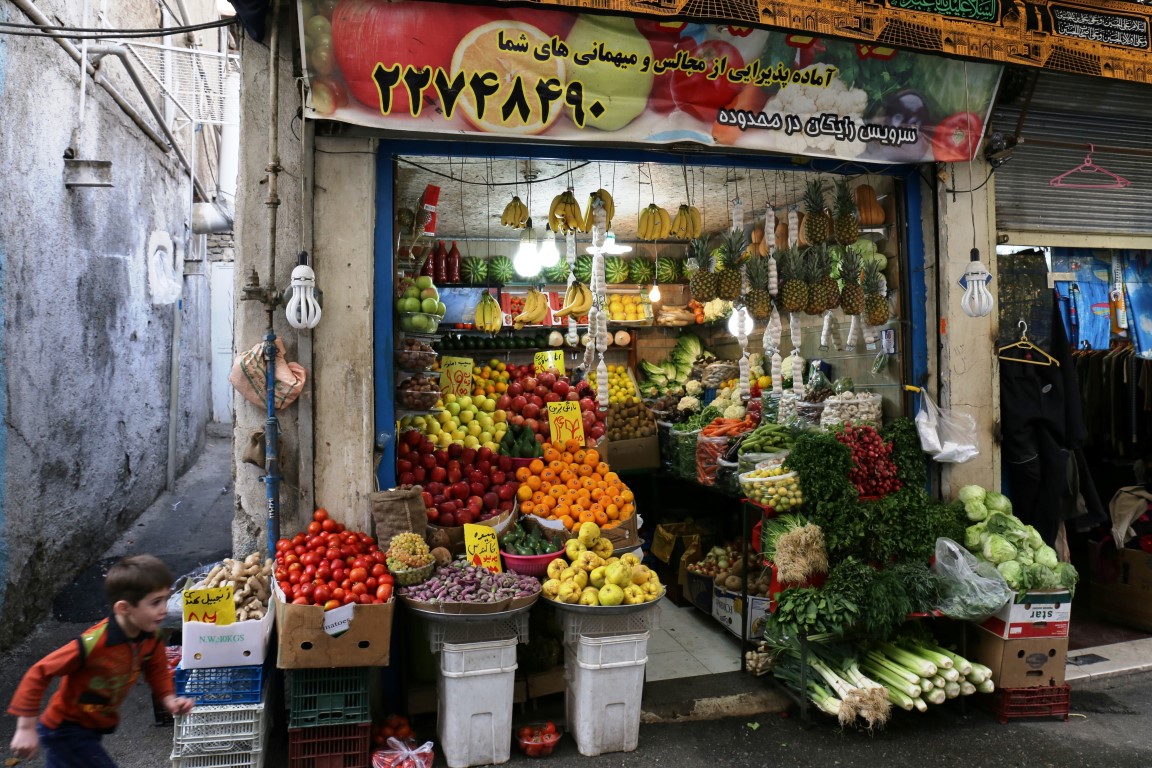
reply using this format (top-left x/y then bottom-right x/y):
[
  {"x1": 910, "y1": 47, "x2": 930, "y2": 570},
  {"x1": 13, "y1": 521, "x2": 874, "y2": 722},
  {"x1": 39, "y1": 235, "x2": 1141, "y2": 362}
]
[{"x1": 515, "y1": 440, "x2": 635, "y2": 530}]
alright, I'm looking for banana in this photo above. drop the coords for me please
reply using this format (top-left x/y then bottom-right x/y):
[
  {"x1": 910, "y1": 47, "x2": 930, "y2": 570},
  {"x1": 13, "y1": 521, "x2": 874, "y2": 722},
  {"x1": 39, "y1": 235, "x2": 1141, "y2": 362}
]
[
  {"x1": 501, "y1": 196, "x2": 528, "y2": 228},
  {"x1": 582, "y1": 188, "x2": 616, "y2": 232},
  {"x1": 657, "y1": 205, "x2": 670, "y2": 238},
  {"x1": 688, "y1": 206, "x2": 702, "y2": 238},
  {"x1": 550, "y1": 189, "x2": 584, "y2": 235},
  {"x1": 554, "y1": 281, "x2": 592, "y2": 318},
  {"x1": 512, "y1": 288, "x2": 549, "y2": 329},
  {"x1": 476, "y1": 293, "x2": 504, "y2": 333}
]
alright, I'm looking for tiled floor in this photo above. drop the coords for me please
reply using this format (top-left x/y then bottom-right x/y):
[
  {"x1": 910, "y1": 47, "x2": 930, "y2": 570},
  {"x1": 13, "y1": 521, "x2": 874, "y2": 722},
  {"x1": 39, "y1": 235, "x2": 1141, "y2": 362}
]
[
  {"x1": 646, "y1": 601, "x2": 744, "y2": 681},
  {"x1": 1066, "y1": 637, "x2": 1152, "y2": 684}
]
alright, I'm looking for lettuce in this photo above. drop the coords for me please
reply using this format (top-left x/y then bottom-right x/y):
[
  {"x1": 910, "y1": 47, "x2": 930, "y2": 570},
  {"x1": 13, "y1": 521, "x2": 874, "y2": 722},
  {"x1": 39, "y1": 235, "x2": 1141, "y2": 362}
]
[
  {"x1": 984, "y1": 491, "x2": 1012, "y2": 514},
  {"x1": 1024, "y1": 525, "x2": 1044, "y2": 551},
  {"x1": 1028, "y1": 563, "x2": 1060, "y2": 590},
  {"x1": 1056, "y1": 562, "x2": 1079, "y2": 594},
  {"x1": 964, "y1": 523, "x2": 985, "y2": 551},
  {"x1": 1035, "y1": 545, "x2": 1059, "y2": 569},
  {"x1": 964, "y1": 501, "x2": 988, "y2": 522},
  {"x1": 983, "y1": 534, "x2": 1018, "y2": 565},
  {"x1": 997, "y1": 560, "x2": 1028, "y2": 591},
  {"x1": 958, "y1": 485, "x2": 987, "y2": 504}
]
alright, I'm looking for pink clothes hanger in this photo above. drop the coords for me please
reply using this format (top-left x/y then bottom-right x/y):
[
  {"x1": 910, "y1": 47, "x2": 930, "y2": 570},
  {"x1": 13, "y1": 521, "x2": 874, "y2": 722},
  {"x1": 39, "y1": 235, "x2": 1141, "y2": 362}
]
[{"x1": 1049, "y1": 145, "x2": 1130, "y2": 189}]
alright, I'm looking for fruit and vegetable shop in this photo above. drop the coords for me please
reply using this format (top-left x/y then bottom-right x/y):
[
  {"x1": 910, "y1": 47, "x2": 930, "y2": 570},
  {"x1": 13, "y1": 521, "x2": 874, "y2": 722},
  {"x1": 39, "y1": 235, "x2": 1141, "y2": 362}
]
[{"x1": 196, "y1": 0, "x2": 1152, "y2": 764}]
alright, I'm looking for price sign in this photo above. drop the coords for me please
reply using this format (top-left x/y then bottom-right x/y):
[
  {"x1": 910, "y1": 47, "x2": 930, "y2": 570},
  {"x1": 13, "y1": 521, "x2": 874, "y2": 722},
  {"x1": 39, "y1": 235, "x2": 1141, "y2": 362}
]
[
  {"x1": 439, "y1": 356, "x2": 474, "y2": 396},
  {"x1": 183, "y1": 586, "x2": 236, "y2": 625},
  {"x1": 534, "y1": 349, "x2": 565, "y2": 375},
  {"x1": 547, "y1": 400, "x2": 585, "y2": 447},
  {"x1": 463, "y1": 524, "x2": 502, "y2": 573}
]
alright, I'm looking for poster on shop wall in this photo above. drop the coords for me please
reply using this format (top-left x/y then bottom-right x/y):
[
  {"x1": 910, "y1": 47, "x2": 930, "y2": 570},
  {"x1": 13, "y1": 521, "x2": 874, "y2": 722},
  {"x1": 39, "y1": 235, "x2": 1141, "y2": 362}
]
[
  {"x1": 1052, "y1": 249, "x2": 1152, "y2": 355},
  {"x1": 297, "y1": 0, "x2": 1002, "y2": 164}
]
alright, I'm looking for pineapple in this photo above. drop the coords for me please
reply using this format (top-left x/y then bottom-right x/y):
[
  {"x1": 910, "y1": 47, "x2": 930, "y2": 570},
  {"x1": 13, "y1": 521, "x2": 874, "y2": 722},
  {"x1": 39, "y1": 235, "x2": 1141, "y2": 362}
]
[
  {"x1": 778, "y1": 248, "x2": 808, "y2": 313},
  {"x1": 814, "y1": 246, "x2": 840, "y2": 311},
  {"x1": 801, "y1": 179, "x2": 830, "y2": 245},
  {"x1": 743, "y1": 256, "x2": 773, "y2": 320},
  {"x1": 862, "y1": 259, "x2": 889, "y2": 326},
  {"x1": 803, "y1": 252, "x2": 823, "y2": 316},
  {"x1": 687, "y1": 237, "x2": 717, "y2": 303},
  {"x1": 832, "y1": 178, "x2": 859, "y2": 246},
  {"x1": 716, "y1": 229, "x2": 747, "y2": 301},
  {"x1": 839, "y1": 246, "x2": 864, "y2": 316}
]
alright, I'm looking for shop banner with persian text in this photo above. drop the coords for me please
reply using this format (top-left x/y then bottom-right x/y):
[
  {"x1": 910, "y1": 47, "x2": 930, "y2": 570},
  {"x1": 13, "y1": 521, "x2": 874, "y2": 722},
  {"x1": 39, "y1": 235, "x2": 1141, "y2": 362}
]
[{"x1": 299, "y1": 0, "x2": 1002, "y2": 164}]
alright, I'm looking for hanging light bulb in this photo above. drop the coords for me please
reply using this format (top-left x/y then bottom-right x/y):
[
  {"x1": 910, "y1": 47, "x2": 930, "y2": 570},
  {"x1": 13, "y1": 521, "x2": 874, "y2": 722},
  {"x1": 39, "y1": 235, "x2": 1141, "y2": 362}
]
[
  {"x1": 727, "y1": 306, "x2": 754, "y2": 337},
  {"x1": 648, "y1": 283, "x2": 661, "y2": 303},
  {"x1": 514, "y1": 218, "x2": 540, "y2": 277},
  {"x1": 537, "y1": 226, "x2": 560, "y2": 269},
  {"x1": 286, "y1": 251, "x2": 322, "y2": 329},
  {"x1": 960, "y1": 247, "x2": 994, "y2": 318}
]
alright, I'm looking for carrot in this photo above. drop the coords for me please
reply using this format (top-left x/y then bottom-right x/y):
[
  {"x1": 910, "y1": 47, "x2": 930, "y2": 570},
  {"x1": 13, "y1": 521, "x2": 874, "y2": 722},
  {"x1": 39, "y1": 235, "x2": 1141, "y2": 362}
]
[{"x1": 712, "y1": 83, "x2": 771, "y2": 146}]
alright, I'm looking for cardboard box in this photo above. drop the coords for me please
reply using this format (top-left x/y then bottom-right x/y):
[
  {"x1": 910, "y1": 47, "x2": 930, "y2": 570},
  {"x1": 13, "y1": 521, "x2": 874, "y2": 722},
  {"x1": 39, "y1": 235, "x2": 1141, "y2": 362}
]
[
  {"x1": 526, "y1": 666, "x2": 566, "y2": 699},
  {"x1": 181, "y1": 606, "x2": 275, "y2": 668},
  {"x1": 711, "y1": 587, "x2": 771, "y2": 641},
  {"x1": 979, "y1": 590, "x2": 1072, "y2": 639},
  {"x1": 604, "y1": 435, "x2": 660, "y2": 472},
  {"x1": 972, "y1": 626, "x2": 1067, "y2": 688},
  {"x1": 273, "y1": 587, "x2": 395, "y2": 669},
  {"x1": 1091, "y1": 546, "x2": 1152, "y2": 631}
]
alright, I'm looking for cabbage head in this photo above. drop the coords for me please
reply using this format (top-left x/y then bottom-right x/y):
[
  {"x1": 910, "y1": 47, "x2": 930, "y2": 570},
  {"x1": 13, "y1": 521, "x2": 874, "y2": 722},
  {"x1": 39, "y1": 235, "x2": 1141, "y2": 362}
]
[
  {"x1": 1035, "y1": 545, "x2": 1059, "y2": 569},
  {"x1": 1028, "y1": 563, "x2": 1060, "y2": 590},
  {"x1": 958, "y1": 485, "x2": 987, "y2": 504},
  {"x1": 1016, "y1": 547, "x2": 1034, "y2": 567},
  {"x1": 1024, "y1": 525, "x2": 1044, "y2": 551},
  {"x1": 997, "y1": 560, "x2": 1027, "y2": 591},
  {"x1": 1056, "y1": 562, "x2": 1079, "y2": 594},
  {"x1": 964, "y1": 501, "x2": 989, "y2": 522},
  {"x1": 984, "y1": 491, "x2": 1012, "y2": 513},
  {"x1": 985, "y1": 512, "x2": 1024, "y2": 537},
  {"x1": 965, "y1": 523, "x2": 986, "y2": 551},
  {"x1": 983, "y1": 534, "x2": 1018, "y2": 565}
]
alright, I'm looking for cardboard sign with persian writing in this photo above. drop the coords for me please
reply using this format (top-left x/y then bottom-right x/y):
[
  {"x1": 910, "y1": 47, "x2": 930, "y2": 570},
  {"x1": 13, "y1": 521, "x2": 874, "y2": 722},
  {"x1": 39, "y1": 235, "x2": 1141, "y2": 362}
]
[
  {"x1": 183, "y1": 586, "x2": 236, "y2": 625},
  {"x1": 439, "y1": 357, "x2": 473, "y2": 396},
  {"x1": 464, "y1": 524, "x2": 502, "y2": 573},
  {"x1": 547, "y1": 400, "x2": 585, "y2": 447},
  {"x1": 534, "y1": 349, "x2": 565, "y2": 375}
]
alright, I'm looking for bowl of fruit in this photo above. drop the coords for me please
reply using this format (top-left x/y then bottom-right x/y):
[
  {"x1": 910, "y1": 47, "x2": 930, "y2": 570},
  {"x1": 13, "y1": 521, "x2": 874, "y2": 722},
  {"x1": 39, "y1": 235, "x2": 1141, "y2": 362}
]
[
  {"x1": 386, "y1": 533, "x2": 436, "y2": 586},
  {"x1": 395, "y1": 338, "x2": 437, "y2": 371},
  {"x1": 396, "y1": 375, "x2": 441, "y2": 411},
  {"x1": 516, "y1": 722, "x2": 561, "y2": 758}
]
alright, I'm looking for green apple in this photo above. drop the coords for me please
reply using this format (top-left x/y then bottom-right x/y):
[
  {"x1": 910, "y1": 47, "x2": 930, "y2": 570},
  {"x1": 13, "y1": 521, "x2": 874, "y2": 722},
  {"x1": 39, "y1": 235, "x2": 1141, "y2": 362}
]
[
  {"x1": 400, "y1": 315, "x2": 414, "y2": 331},
  {"x1": 457, "y1": 396, "x2": 472, "y2": 409},
  {"x1": 420, "y1": 287, "x2": 439, "y2": 300},
  {"x1": 480, "y1": 399, "x2": 496, "y2": 413},
  {"x1": 463, "y1": 435, "x2": 480, "y2": 449},
  {"x1": 459, "y1": 410, "x2": 474, "y2": 425},
  {"x1": 403, "y1": 286, "x2": 420, "y2": 300},
  {"x1": 446, "y1": 402, "x2": 461, "y2": 417},
  {"x1": 564, "y1": 16, "x2": 653, "y2": 131},
  {"x1": 415, "y1": 276, "x2": 434, "y2": 291},
  {"x1": 421, "y1": 297, "x2": 439, "y2": 314},
  {"x1": 467, "y1": 421, "x2": 482, "y2": 437},
  {"x1": 409, "y1": 313, "x2": 432, "y2": 333},
  {"x1": 435, "y1": 301, "x2": 446, "y2": 316}
]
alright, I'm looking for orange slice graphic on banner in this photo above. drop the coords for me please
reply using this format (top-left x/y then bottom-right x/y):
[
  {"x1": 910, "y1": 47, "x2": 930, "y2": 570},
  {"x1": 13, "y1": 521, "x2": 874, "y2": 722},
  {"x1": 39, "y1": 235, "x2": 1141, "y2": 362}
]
[{"x1": 449, "y1": 21, "x2": 565, "y2": 135}]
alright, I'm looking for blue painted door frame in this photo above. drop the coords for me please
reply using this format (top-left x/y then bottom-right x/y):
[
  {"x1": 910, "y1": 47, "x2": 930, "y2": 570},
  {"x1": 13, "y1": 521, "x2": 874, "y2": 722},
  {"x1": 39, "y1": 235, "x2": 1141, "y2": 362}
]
[{"x1": 373, "y1": 141, "x2": 930, "y2": 490}]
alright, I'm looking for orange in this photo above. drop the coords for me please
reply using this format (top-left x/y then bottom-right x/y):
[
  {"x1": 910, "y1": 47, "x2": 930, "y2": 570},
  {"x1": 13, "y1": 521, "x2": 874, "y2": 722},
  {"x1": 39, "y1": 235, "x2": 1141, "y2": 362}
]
[
  {"x1": 606, "y1": 503, "x2": 620, "y2": 520},
  {"x1": 574, "y1": 450, "x2": 586, "y2": 465},
  {"x1": 576, "y1": 488, "x2": 591, "y2": 501},
  {"x1": 541, "y1": 468, "x2": 556, "y2": 483},
  {"x1": 584, "y1": 449, "x2": 600, "y2": 466},
  {"x1": 603, "y1": 520, "x2": 618, "y2": 529},
  {"x1": 565, "y1": 439, "x2": 582, "y2": 453},
  {"x1": 590, "y1": 472, "x2": 603, "y2": 484},
  {"x1": 577, "y1": 464, "x2": 593, "y2": 478},
  {"x1": 449, "y1": 21, "x2": 565, "y2": 135},
  {"x1": 548, "y1": 460, "x2": 564, "y2": 473},
  {"x1": 540, "y1": 481, "x2": 552, "y2": 493},
  {"x1": 590, "y1": 487, "x2": 605, "y2": 502},
  {"x1": 596, "y1": 462, "x2": 610, "y2": 476},
  {"x1": 566, "y1": 478, "x2": 581, "y2": 491},
  {"x1": 549, "y1": 485, "x2": 564, "y2": 499},
  {"x1": 560, "y1": 469, "x2": 575, "y2": 483},
  {"x1": 580, "y1": 477, "x2": 595, "y2": 490},
  {"x1": 604, "y1": 472, "x2": 620, "y2": 484},
  {"x1": 621, "y1": 489, "x2": 634, "y2": 503},
  {"x1": 544, "y1": 447, "x2": 559, "y2": 463},
  {"x1": 526, "y1": 475, "x2": 542, "y2": 491},
  {"x1": 517, "y1": 485, "x2": 533, "y2": 502},
  {"x1": 521, "y1": 501, "x2": 534, "y2": 515},
  {"x1": 621, "y1": 503, "x2": 634, "y2": 518},
  {"x1": 541, "y1": 496, "x2": 557, "y2": 510},
  {"x1": 560, "y1": 515, "x2": 575, "y2": 530},
  {"x1": 529, "y1": 459, "x2": 544, "y2": 475},
  {"x1": 578, "y1": 510, "x2": 595, "y2": 524},
  {"x1": 532, "y1": 490, "x2": 546, "y2": 505},
  {"x1": 611, "y1": 495, "x2": 625, "y2": 508},
  {"x1": 561, "y1": 452, "x2": 574, "y2": 464},
  {"x1": 593, "y1": 509, "x2": 608, "y2": 526},
  {"x1": 515, "y1": 467, "x2": 531, "y2": 482}
]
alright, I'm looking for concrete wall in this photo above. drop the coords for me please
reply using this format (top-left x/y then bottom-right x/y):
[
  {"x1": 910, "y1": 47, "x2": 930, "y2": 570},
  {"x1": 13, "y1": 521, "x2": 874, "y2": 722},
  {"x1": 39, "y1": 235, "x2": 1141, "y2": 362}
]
[{"x1": 0, "y1": 0, "x2": 220, "y2": 650}]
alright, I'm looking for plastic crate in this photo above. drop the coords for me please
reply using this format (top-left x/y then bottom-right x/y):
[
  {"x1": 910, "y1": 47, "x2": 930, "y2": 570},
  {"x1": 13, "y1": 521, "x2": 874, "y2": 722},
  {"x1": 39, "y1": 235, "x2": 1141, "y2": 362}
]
[
  {"x1": 437, "y1": 639, "x2": 518, "y2": 768},
  {"x1": 172, "y1": 750, "x2": 265, "y2": 768},
  {"x1": 558, "y1": 606, "x2": 660, "y2": 646},
  {"x1": 563, "y1": 635, "x2": 647, "y2": 756},
  {"x1": 287, "y1": 723, "x2": 371, "y2": 768},
  {"x1": 420, "y1": 612, "x2": 529, "y2": 654},
  {"x1": 287, "y1": 668, "x2": 371, "y2": 728},
  {"x1": 986, "y1": 685, "x2": 1071, "y2": 724},
  {"x1": 175, "y1": 664, "x2": 265, "y2": 705},
  {"x1": 172, "y1": 696, "x2": 270, "y2": 758}
]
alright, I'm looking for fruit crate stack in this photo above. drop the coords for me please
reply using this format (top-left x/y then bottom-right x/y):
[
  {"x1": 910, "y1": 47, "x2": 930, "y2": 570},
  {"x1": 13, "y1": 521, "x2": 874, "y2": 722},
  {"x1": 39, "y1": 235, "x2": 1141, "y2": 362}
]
[
  {"x1": 170, "y1": 663, "x2": 271, "y2": 768},
  {"x1": 285, "y1": 667, "x2": 372, "y2": 768}
]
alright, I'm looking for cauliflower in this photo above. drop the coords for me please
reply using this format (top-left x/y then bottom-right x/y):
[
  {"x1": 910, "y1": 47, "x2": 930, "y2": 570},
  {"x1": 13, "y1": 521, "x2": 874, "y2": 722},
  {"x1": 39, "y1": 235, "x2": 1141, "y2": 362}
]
[
  {"x1": 684, "y1": 380, "x2": 703, "y2": 396},
  {"x1": 677, "y1": 395, "x2": 701, "y2": 412},
  {"x1": 711, "y1": 397, "x2": 731, "y2": 411},
  {"x1": 749, "y1": 353, "x2": 765, "y2": 378},
  {"x1": 703, "y1": 299, "x2": 732, "y2": 322},
  {"x1": 723, "y1": 405, "x2": 746, "y2": 419}
]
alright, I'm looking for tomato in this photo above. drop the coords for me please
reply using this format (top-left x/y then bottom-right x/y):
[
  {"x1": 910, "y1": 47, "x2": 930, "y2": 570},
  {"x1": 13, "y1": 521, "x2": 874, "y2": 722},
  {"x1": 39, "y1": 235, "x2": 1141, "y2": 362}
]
[
  {"x1": 288, "y1": 570, "x2": 302, "y2": 585},
  {"x1": 313, "y1": 508, "x2": 329, "y2": 522},
  {"x1": 931, "y1": 111, "x2": 983, "y2": 162},
  {"x1": 379, "y1": 573, "x2": 395, "y2": 586},
  {"x1": 349, "y1": 567, "x2": 368, "y2": 583},
  {"x1": 670, "y1": 40, "x2": 744, "y2": 122},
  {"x1": 376, "y1": 583, "x2": 394, "y2": 602},
  {"x1": 371, "y1": 563, "x2": 387, "y2": 578},
  {"x1": 323, "y1": 599, "x2": 341, "y2": 611},
  {"x1": 524, "y1": 743, "x2": 542, "y2": 757},
  {"x1": 541, "y1": 721, "x2": 557, "y2": 736},
  {"x1": 292, "y1": 595, "x2": 310, "y2": 605},
  {"x1": 307, "y1": 520, "x2": 322, "y2": 535},
  {"x1": 315, "y1": 566, "x2": 331, "y2": 582},
  {"x1": 313, "y1": 585, "x2": 331, "y2": 604},
  {"x1": 343, "y1": 592, "x2": 358, "y2": 604},
  {"x1": 278, "y1": 580, "x2": 292, "y2": 594},
  {"x1": 276, "y1": 538, "x2": 292, "y2": 552},
  {"x1": 518, "y1": 726, "x2": 534, "y2": 741},
  {"x1": 321, "y1": 518, "x2": 337, "y2": 533}
]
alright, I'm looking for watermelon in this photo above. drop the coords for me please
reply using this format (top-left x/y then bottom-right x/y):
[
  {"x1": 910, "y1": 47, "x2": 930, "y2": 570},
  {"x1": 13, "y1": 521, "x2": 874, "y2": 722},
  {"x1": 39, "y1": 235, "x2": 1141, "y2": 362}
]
[
  {"x1": 542, "y1": 260, "x2": 570, "y2": 284},
  {"x1": 605, "y1": 256, "x2": 630, "y2": 284},
  {"x1": 462, "y1": 256, "x2": 487, "y2": 285},
  {"x1": 656, "y1": 256, "x2": 680, "y2": 284},
  {"x1": 489, "y1": 255, "x2": 514, "y2": 285},
  {"x1": 629, "y1": 258, "x2": 654, "y2": 284},
  {"x1": 573, "y1": 254, "x2": 593, "y2": 283}
]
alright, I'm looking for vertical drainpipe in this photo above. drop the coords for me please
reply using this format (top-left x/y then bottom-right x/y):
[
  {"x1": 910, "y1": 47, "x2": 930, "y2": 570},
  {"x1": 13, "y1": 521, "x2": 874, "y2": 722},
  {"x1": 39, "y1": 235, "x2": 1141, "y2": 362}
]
[{"x1": 263, "y1": 0, "x2": 283, "y2": 559}]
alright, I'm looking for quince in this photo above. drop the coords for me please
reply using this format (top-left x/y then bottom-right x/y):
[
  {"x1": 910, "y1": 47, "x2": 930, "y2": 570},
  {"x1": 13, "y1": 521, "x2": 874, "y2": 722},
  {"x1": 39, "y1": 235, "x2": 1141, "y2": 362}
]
[
  {"x1": 630, "y1": 564, "x2": 651, "y2": 585},
  {"x1": 578, "y1": 522, "x2": 601, "y2": 547},
  {"x1": 643, "y1": 579, "x2": 663, "y2": 597},
  {"x1": 560, "y1": 567, "x2": 588, "y2": 589},
  {"x1": 622, "y1": 585, "x2": 646, "y2": 605},
  {"x1": 577, "y1": 551, "x2": 604, "y2": 573},
  {"x1": 565, "y1": 539, "x2": 587, "y2": 561},
  {"x1": 592, "y1": 537, "x2": 613, "y2": 558},
  {"x1": 547, "y1": 558, "x2": 568, "y2": 581},
  {"x1": 598, "y1": 583, "x2": 625, "y2": 606},
  {"x1": 558, "y1": 580, "x2": 582, "y2": 604},
  {"x1": 605, "y1": 557, "x2": 620, "y2": 566},
  {"x1": 589, "y1": 566, "x2": 608, "y2": 590},
  {"x1": 579, "y1": 587, "x2": 601, "y2": 606},
  {"x1": 620, "y1": 553, "x2": 641, "y2": 567},
  {"x1": 605, "y1": 562, "x2": 633, "y2": 588},
  {"x1": 542, "y1": 578, "x2": 562, "y2": 599}
]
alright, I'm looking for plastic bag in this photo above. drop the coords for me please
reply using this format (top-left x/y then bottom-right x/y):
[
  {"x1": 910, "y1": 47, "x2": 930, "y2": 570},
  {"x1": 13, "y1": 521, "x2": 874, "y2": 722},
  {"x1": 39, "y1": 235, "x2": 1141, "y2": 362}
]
[
  {"x1": 372, "y1": 738, "x2": 434, "y2": 768},
  {"x1": 696, "y1": 434, "x2": 728, "y2": 486},
  {"x1": 914, "y1": 388, "x2": 978, "y2": 463},
  {"x1": 932, "y1": 538, "x2": 1011, "y2": 621}
]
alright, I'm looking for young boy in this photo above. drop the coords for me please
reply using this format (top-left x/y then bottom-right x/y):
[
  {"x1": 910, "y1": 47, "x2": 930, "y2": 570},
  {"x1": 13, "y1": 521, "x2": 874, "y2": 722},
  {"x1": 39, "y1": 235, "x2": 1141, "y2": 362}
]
[{"x1": 8, "y1": 554, "x2": 195, "y2": 766}]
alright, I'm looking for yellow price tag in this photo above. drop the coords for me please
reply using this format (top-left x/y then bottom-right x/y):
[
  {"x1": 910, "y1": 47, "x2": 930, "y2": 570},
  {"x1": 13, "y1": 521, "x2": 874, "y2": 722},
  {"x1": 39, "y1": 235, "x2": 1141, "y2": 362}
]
[
  {"x1": 463, "y1": 524, "x2": 502, "y2": 573},
  {"x1": 183, "y1": 586, "x2": 236, "y2": 625},
  {"x1": 534, "y1": 349, "x2": 565, "y2": 375},
  {"x1": 547, "y1": 400, "x2": 585, "y2": 447},
  {"x1": 439, "y1": 357, "x2": 474, "y2": 396}
]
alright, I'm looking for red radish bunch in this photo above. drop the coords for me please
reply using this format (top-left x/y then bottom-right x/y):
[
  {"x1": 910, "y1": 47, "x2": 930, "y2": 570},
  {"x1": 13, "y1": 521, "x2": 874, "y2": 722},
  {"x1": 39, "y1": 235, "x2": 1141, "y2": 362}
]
[
  {"x1": 396, "y1": 432, "x2": 520, "y2": 527},
  {"x1": 496, "y1": 368, "x2": 604, "y2": 447},
  {"x1": 835, "y1": 423, "x2": 902, "y2": 498},
  {"x1": 274, "y1": 509, "x2": 394, "y2": 609}
]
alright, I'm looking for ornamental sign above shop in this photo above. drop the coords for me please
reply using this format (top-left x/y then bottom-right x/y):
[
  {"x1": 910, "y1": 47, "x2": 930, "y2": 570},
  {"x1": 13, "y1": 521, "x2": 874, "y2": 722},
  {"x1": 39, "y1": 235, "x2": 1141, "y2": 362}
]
[{"x1": 299, "y1": 0, "x2": 1001, "y2": 163}]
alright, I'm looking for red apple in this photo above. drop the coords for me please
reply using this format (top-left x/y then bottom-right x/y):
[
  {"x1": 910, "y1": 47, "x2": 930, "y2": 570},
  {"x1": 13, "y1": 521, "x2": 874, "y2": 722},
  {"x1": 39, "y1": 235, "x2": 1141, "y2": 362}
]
[
  {"x1": 430, "y1": 466, "x2": 447, "y2": 483},
  {"x1": 497, "y1": 483, "x2": 516, "y2": 501},
  {"x1": 447, "y1": 467, "x2": 462, "y2": 484},
  {"x1": 397, "y1": 442, "x2": 411, "y2": 457},
  {"x1": 461, "y1": 447, "x2": 477, "y2": 465},
  {"x1": 476, "y1": 460, "x2": 492, "y2": 475},
  {"x1": 483, "y1": 492, "x2": 499, "y2": 509},
  {"x1": 422, "y1": 491, "x2": 434, "y2": 507},
  {"x1": 420, "y1": 454, "x2": 437, "y2": 470},
  {"x1": 432, "y1": 493, "x2": 446, "y2": 506},
  {"x1": 426, "y1": 481, "x2": 444, "y2": 495},
  {"x1": 498, "y1": 500, "x2": 514, "y2": 511},
  {"x1": 434, "y1": 449, "x2": 449, "y2": 465},
  {"x1": 467, "y1": 470, "x2": 484, "y2": 485},
  {"x1": 447, "y1": 443, "x2": 464, "y2": 458},
  {"x1": 457, "y1": 510, "x2": 473, "y2": 525},
  {"x1": 398, "y1": 471, "x2": 416, "y2": 485},
  {"x1": 491, "y1": 471, "x2": 506, "y2": 486},
  {"x1": 552, "y1": 380, "x2": 570, "y2": 398},
  {"x1": 440, "y1": 513, "x2": 456, "y2": 527},
  {"x1": 470, "y1": 481, "x2": 486, "y2": 498},
  {"x1": 496, "y1": 394, "x2": 512, "y2": 411},
  {"x1": 404, "y1": 430, "x2": 423, "y2": 447},
  {"x1": 510, "y1": 395, "x2": 528, "y2": 413},
  {"x1": 411, "y1": 467, "x2": 426, "y2": 483},
  {"x1": 426, "y1": 507, "x2": 439, "y2": 523},
  {"x1": 510, "y1": 414, "x2": 525, "y2": 427},
  {"x1": 476, "y1": 446, "x2": 493, "y2": 463},
  {"x1": 446, "y1": 459, "x2": 461, "y2": 474},
  {"x1": 396, "y1": 459, "x2": 414, "y2": 474},
  {"x1": 498, "y1": 455, "x2": 513, "y2": 472},
  {"x1": 507, "y1": 383, "x2": 523, "y2": 397}
]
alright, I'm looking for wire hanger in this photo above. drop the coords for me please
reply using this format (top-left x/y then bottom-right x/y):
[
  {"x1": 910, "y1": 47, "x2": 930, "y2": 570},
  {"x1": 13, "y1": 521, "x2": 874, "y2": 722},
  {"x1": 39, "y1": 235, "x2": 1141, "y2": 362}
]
[
  {"x1": 998, "y1": 320, "x2": 1060, "y2": 367},
  {"x1": 1048, "y1": 145, "x2": 1130, "y2": 189}
]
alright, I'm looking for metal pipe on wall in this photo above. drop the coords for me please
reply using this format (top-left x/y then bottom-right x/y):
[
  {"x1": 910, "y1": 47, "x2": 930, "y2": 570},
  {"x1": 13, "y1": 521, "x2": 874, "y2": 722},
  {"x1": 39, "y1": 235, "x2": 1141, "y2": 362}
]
[{"x1": 263, "y1": 0, "x2": 284, "y2": 559}]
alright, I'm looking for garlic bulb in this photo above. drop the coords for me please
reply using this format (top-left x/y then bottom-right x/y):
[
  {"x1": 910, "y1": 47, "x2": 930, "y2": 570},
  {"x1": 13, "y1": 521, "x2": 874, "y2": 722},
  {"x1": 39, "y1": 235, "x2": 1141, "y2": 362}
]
[
  {"x1": 846, "y1": 314, "x2": 860, "y2": 353},
  {"x1": 789, "y1": 312, "x2": 801, "y2": 351},
  {"x1": 820, "y1": 310, "x2": 833, "y2": 350},
  {"x1": 789, "y1": 351, "x2": 805, "y2": 398},
  {"x1": 767, "y1": 253, "x2": 778, "y2": 297},
  {"x1": 771, "y1": 351, "x2": 783, "y2": 394},
  {"x1": 596, "y1": 357, "x2": 609, "y2": 410},
  {"x1": 787, "y1": 208, "x2": 799, "y2": 248},
  {"x1": 764, "y1": 207, "x2": 776, "y2": 250}
]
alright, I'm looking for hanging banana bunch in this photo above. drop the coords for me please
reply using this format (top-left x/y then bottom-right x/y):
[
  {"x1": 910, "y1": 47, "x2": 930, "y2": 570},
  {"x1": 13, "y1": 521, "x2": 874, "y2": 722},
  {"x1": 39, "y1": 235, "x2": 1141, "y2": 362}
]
[
  {"x1": 637, "y1": 203, "x2": 671, "y2": 241},
  {"x1": 582, "y1": 189, "x2": 615, "y2": 232},
  {"x1": 500, "y1": 196, "x2": 529, "y2": 229},
  {"x1": 549, "y1": 188, "x2": 584, "y2": 235},
  {"x1": 474, "y1": 292, "x2": 504, "y2": 334},
  {"x1": 668, "y1": 204, "x2": 703, "y2": 239},
  {"x1": 512, "y1": 288, "x2": 549, "y2": 330},
  {"x1": 554, "y1": 281, "x2": 592, "y2": 318}
]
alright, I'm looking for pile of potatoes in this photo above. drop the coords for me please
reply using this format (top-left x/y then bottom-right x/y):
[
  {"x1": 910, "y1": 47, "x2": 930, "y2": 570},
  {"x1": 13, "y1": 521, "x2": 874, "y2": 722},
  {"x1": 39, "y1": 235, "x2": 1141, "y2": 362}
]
[{"x1": 193, "y1": 553, "x2": 274, "y2": 621}]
